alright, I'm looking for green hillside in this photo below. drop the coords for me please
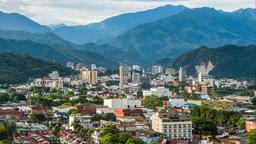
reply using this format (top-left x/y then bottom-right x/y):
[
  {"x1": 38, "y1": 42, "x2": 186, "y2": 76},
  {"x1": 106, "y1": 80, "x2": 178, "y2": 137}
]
[
  {"x1": 0, "y1": 38, "x2": 117, "y2": 68},
  {"x1": 109, "y1": 8, "x2": 256, "y2": 63},
  {"x1": 0, "y1": 53, "x2": 75, "y2": 84},
  {"x1": 170, "y1": 45, "x2": 256, "y2": 78}
]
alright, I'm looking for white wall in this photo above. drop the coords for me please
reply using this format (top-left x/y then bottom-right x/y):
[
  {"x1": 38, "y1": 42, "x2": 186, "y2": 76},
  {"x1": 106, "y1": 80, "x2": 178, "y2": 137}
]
[{"x1": 104, "y1": 99, "x2": 142, "y2": 109}]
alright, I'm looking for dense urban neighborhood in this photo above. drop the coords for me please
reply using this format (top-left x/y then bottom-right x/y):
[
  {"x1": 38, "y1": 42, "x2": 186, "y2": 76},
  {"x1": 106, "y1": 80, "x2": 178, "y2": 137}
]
[
  {"x1": 0, "y1": 1, "x2": 255, "y2": 144},
  {"x1": 0, "y1": 62, "x2": 255, "y2": 144}
]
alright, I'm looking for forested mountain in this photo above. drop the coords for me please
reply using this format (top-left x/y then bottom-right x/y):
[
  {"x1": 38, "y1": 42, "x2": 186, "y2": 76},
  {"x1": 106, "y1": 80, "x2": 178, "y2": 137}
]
[
  {"x1": 109, "y1": 8, "x2": 256, "y2": 63},
  {"x1": 0, "y1": 11, "x2": 50, "y2": 32},
  {"x1": 53, "y1": 5, "x2": 186, "y2": 44},
  {"x1": 0, "y1": 53, "x2": 74, "y2": 84},
  {"x1": 0, "y1": 7, "x2": 255, "y2": 67},
  {"x1": 0, "y1": 29, "x2": 76, "y2": 49},
  {"x1": 0, "y1": 38, "x2": 117, "y2": 68},
  {"x1": 170, "y1": 45, "x2": 256, "y2": 78}
]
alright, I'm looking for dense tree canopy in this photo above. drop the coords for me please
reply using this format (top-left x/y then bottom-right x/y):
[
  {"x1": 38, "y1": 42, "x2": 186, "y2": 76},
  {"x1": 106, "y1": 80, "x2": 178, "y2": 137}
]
[
  {"x1": 191, "y1": 106, "x2": 243, "y2": 135},
  {"x1": 142, "y1": 95, "x2": 162, "y2": 109},
  {"x1": 0, "y1": 53, "x2": 75, "y2": 84},
  {"x1": 247, "y1": 129, "x2": 256, "y2": 144}
]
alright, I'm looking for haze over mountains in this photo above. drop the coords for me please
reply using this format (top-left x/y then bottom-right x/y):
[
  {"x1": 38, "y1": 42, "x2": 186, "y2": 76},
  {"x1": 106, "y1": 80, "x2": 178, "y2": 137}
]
[
  {"x1": 0, "y1": 5, "x2": 255, "y2": 78},
  {"x1": 53, "y1": 5, "x2": 187, "y2": 44},
  {"x1": 0, "y1": 11, "x2": 50, "y2": 33},
  {"x1": 110, "y1": 7, "x2": 256, "y2": 61}
]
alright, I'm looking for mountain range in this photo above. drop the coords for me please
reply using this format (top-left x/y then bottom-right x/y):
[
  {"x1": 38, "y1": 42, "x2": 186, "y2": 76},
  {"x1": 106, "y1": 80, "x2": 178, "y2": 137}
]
[
  {"x1": 0, "y1": 6, "x2": 255, "y2": 73},
  {"x1": 170, "y1": 45, "x2": 256, "y2": 78},
  {"x1": 109, "y1": 8, "x2": 256, "y2": 62},
  {"x1": 52, "y1": 5, "x2": 187, "y2": 44},
  {"x1": 0, "y1": 11, "x2": 50, "y2": 33},
  {"x1": 0, "y1": 38, "x2": 117, "y2": 68}
]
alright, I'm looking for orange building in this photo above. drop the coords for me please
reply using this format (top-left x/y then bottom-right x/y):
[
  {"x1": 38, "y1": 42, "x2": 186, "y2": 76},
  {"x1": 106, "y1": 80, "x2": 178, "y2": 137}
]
[
  {"x1": 246, "y1": 120, "x2": 256, "y2": 132},
  {"x1": 114, "y1": 108, "x2": 145, "y2": 121}
]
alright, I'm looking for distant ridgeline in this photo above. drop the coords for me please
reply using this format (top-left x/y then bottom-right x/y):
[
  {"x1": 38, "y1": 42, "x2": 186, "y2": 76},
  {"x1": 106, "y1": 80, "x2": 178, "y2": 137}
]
[
  {"x1": 0, "y1": 53, "x2": 75, "y2": 84},
  {"x1": 170, "y1": 45, "x2": 256, "y2": 79},
  {"x1": 0, "y1": 7, "x2": 255, "y2": 66}
]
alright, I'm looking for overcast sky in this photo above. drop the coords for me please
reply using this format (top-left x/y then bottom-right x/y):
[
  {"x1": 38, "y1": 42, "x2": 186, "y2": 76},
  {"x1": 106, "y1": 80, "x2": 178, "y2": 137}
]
[{"x1": 0, "y1": 0, "x2": 255, "y2": 25}]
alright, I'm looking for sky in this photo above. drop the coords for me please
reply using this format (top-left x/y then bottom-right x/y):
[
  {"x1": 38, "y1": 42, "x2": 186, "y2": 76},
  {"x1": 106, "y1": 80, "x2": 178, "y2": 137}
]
[{"x1": 0, "y1": 0, "x2": 255, "y2": 25}]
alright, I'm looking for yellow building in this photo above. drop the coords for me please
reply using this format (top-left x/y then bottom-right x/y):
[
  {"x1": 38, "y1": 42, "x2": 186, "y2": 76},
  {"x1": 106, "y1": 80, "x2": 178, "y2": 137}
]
[{"x1": 81, "y1": 70, "x2": 98, "y2": 84}]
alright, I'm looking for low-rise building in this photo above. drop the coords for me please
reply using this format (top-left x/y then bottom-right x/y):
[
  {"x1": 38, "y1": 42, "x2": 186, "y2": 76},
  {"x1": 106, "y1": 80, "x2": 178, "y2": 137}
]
[
  {"x1": 246, "y1": 120, "x2": 256, "y2": 132},
  {"x1": 69, "y1": 114, "x2": 94, "y2": 131},
  {"x1": 52, "y1": 105, "x2": 73, "y2": 114},
  {"x1": 151, "y1": 108, "x2": 192, "y2": 140},
  {"x1": 104, "y1": 98, "x2": 142, "y2": 109},
  {"x1": 114, "y1": 108, "x2": 145, "y2": 121},
  {"x1": 143, "y1": 87, "x2": 172, "y2": 98},
  {"x1": 75, "y1": 104, "x2": 105, "y2": 115}
]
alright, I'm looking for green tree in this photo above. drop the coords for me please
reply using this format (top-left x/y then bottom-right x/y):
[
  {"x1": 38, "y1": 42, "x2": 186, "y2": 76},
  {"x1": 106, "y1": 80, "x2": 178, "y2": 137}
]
[
  {"x1": 91, "y1": 114, "x2": 103, "y2": 122},
  {"x1": 100, "y1": 125, "x2": 118, "y2": 136},
  {"x1": 0, "y1": 123, "x2": 7, "y2": 140},
  {"x1": 102, "y1": 113, "x2": 116, "y2": 122},
  {"x1": 3, "y1": 119, "x2": 16, "y2": 140},
  {"x1": 236, "y1": 117, "x2": 245, "y2": 129},
  {"x1": 29, "y1": 113, "x2": 47, "y2": 123},
  {"x1": 126, "y1": 138, "x2": 145, "y2": 144},
  {"x1": 142, "y1": 95, "x2": 162, "y2": 109},
  {"x1": 118, "y1": 132, "x2": 131, "y2": 143},
  {"x1": 251, "y1": 98, "x2": 256, "y2": 107},
  {"x1": 192, "y1": 117, "x2": 218, "y2": 136},
  {"x1": 100, "y1": 133, "x2": 118, "y2": 144},
  {"x1": 247, "y1": 129, "x2": 256, "y2": 144},
  {"x1": 68, "y1": 109, "x2": 80, "y2": 115},
  {"x1": 91, "y1": 96, "x2": 103, "y2": 104},
  {"x1": 10, "y1": 93, "x2": 26, "y2": 102},
  {"x1": 0, "y1": 93, "x2": 9, "y2": 103}
]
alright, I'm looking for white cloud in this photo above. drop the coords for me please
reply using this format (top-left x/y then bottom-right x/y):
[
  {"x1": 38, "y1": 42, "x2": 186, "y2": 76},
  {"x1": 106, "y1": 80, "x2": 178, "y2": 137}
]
[{"x1": 0, "y1": 0, "x2": 254, "y2": 25}]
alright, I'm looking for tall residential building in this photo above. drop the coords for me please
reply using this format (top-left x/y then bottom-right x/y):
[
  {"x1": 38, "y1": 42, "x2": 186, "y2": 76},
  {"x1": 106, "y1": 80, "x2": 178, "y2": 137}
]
[
  {"x1": 178, "y1": 67, "x2": 186, "y2": 82},
  {"x1": 132, "y1": 72, "x2": 141, "y2": 84},
  {"x1": 119, "y1": 65, "x2": 129, "y2": 86},
  {"x1": 152, "y1": 65, "x2": 163, "y2": 75},
  {"x1": 81, "y1": 70, "x2": 98, "y2": 84},
  {"x1": 198, "y1": 72, "x2": 208, "y2": 83},
  {"x1": 151, "y1": 108, "x2": 192, "y2": 140},
  {"x1": 91, "y1": 64, "x2": 97, "y2": 70}
]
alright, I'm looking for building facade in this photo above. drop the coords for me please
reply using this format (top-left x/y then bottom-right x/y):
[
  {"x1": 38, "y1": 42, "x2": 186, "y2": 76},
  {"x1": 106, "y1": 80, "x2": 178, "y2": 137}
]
[
  {"x1": 81, "y1": 70, "x2": 98, "y2": 84},
  {"x1": 143, "y1": 87, "x2": 172, "y2": 98},
  {"x1": 178, "y1": 67, "x2": 186, "y2": 82},
  {"x1": 151, "y1": 109, "x2": 192, "y2": 140},
  {"x1": 104, "y1": 98, "x2": 142, "y2": 109}
]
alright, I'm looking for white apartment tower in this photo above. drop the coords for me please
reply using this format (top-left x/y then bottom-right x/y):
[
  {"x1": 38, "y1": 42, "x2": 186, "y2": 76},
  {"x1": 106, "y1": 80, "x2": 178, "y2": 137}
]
[
  {"x1": 119, "y1": 65, "x2": 129, "y2": 86},
  {"x1": 152, "y1": 65, "x2": 163, "y2": 75},
  {"x1": 179, "y1": 67, "x2": 186, "y2": 82}
]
